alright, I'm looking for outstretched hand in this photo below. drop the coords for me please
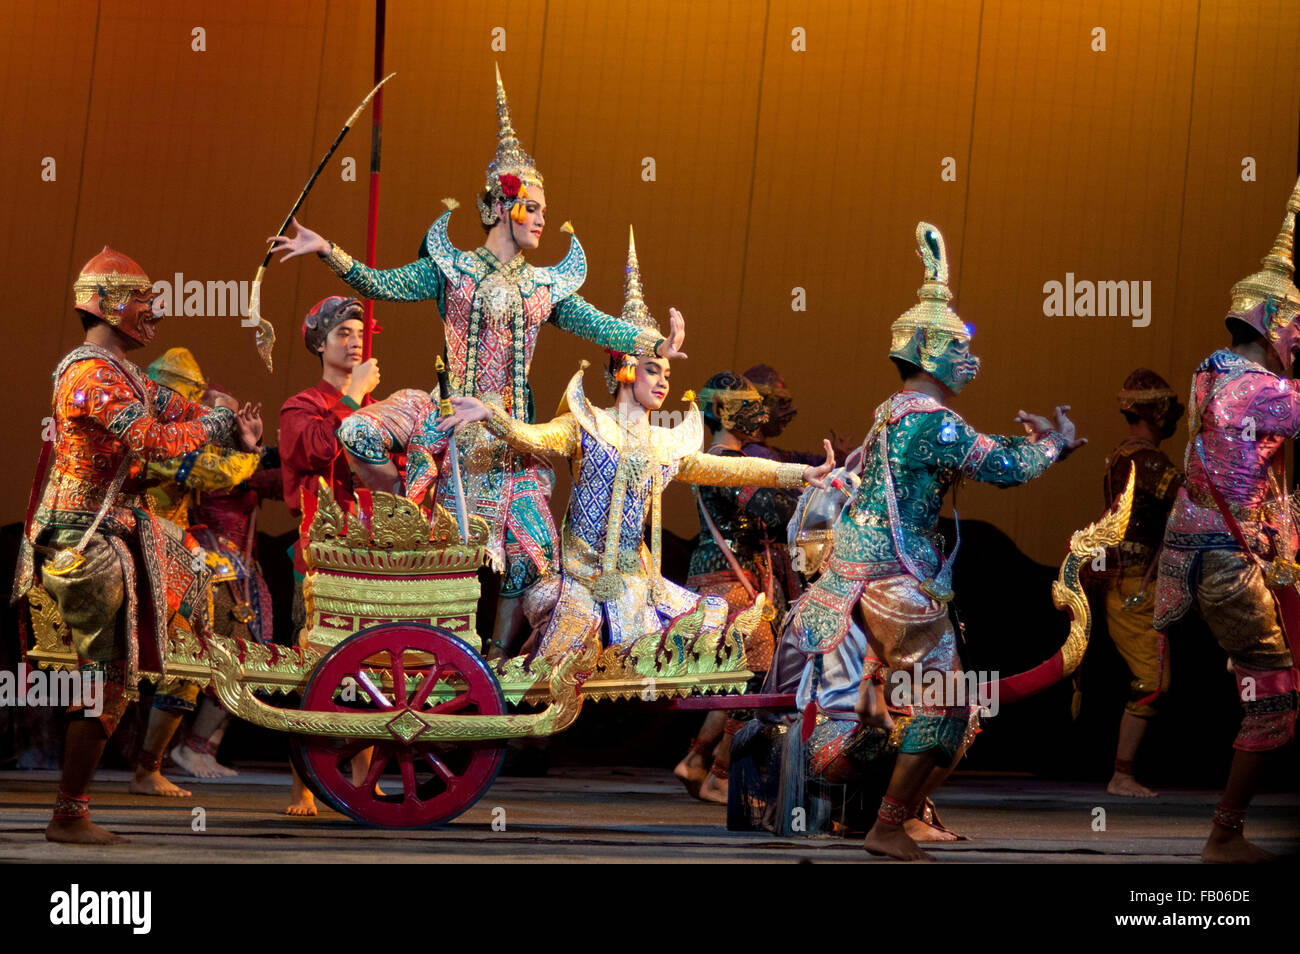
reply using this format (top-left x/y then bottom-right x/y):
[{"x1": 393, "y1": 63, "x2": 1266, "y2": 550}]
[
  {"x1": 235, "y1": 402, "x2": 263, "y2": 451},
  {"x1": 1016, "y1": 404, "x2": 1087, "y2": 457},
  {"x1": 436, "y1": 395, "x2": 493, "y2": 436},
  {"x1": 802, "y1": 439, "x2": 835, "y2": 489},
  {"x1": 656, "y1": 307, "x2": 688, "y2": 361},
  {"x1": 266, "y1": 217, "x2": 329, "y2": 263}
]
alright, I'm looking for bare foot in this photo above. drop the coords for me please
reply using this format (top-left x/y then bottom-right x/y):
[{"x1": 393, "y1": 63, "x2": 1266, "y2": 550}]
[
  {"x1": 201, "y1": 751, "x2": 238, "y2": 778},
  {"x1": 673, "y1": 754, "x2": 707, "y2": 799},
  {"x1": 864, "y1": 823, "x2": 930, "y2": 861},
  {"x1": 905, "y1": 816, "x2": 959, "y2": 843},
  {"x1": 1202, "y1": 829, "x2": 1277, "y2": 864},
  {"x1": 286, "y1": 774, "x2": 318, "y2": 816},
  {"x1": 129, "y1": 769, "x2": 191, "y2": 797},
  {"x1": 699, "y1": 773, "x2": 728, "y2": 804},
  {"x1": 170, "y1": 744, "x2": 224, "y2": 779},
  {"x1": 285, "y1": 793, "x2": 318, "y2": 817},
  {"x1": 46, "y1": 817, "x2": 128, "y2": 845},
  {"x1": 1107, "y1": 773, "x2": 1157, "y2": 797}
]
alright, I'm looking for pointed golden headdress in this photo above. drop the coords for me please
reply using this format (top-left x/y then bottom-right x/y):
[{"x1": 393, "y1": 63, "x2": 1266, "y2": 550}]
[
  {"x1": 479, "y1": 64, "x2": 544, "y2": 226},
  {"x1": 606, "y1": 226, "x2": 662, "y2": 393},
  {"x1": 887, "y1": 223, "x2": 980, "y2": 392},
  {"x1": 621, "y1": 225, "x2": 659, "y2": 334},
  {"x1": 1228, "y1": 174, "x2": 1300, "y2": 328},
  {"x1": 889, "y1": 222, "x2": 967, "y2": 354}
]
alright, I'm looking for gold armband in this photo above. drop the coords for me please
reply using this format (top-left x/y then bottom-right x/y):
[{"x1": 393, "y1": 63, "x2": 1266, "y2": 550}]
[
  {"x1": 483, "y1": 405, "x2": 513, "y2": 438},
  {"x1": 322, "y1": 242, "x2": 354, "y2": 276},
  {"x1": 778, "y1": 462, "x2": 809, "y2": 489},
  {"x1": 632, "y1": 329, "x2": 664, "y2": 357}
]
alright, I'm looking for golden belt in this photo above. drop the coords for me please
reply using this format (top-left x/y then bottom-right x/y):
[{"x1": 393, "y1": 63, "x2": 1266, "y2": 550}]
[
  {"x1": 848, "y1": 509, "x2": 944, "y2": 546},
  {"x1": 49, "y1": 471, "x2": 148, "y2": 511},
  {"x1": 1187, "y1": 487, "x2": 1263, "y2": 523}
]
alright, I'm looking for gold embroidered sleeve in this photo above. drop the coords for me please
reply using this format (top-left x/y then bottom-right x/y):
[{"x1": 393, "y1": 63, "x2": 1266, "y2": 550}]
[
  {"x1": 676, "y1": 452, "x2": 806, "y2": 489},
  {"x1": 322, "y1": 242, "x2": 355, "y2": 276},
  {"x1": 483, "y1": 408, "x2": 579, "y2": 458}
]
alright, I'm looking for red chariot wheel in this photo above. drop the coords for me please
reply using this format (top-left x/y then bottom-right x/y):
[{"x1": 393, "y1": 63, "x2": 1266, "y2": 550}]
[{"x1": 292, "y1": 623, "x2": 507, "y2": 829}]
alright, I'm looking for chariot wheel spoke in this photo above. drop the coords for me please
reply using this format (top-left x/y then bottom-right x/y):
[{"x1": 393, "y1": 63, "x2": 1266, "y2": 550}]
[
  {"x1": 410, "y1": 663, "x2": 452, "y2": 710},
  {"x1": 422, "y1": 750, "x2": 455, "y2": 782},
  {"x1": 397, "y1": 750, "x2": 417, "y2": 802},
  {"x1": 389, "y1": 650, "x2": 408, "y2": 707},
  {"x1": 361, "y1": 745, "x2": 388, "y2": 793}
]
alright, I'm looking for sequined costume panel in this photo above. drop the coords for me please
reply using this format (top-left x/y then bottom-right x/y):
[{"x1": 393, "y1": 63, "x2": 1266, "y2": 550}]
[
  {"x1": 16, "y1": 349, "x2": 227, "y2": 721},
  {"x1": 403, "y1": 401, "x2": 567, "y2": 587},
  {"x1": 332, "y1": 214, "x2": 657, "y2": 419},
  {"x1": 486, "y1": 378, "x2": 793, "y2": 659},
  {"x1": 686, "y1": 447, "x2": 805, "y2": 671},
  {"x1": 328, "y1": 214, "x2": 666, "y2": 595},
  {"x1": 1155, "y1": 350, "x2": 1300, "y2": 631},
  {"x1": 793, "y1": 390, "x2": 1065, "y2": 655},
  {"x1": 147, "y1": 445, "x2": 261, "y2": 526},
  {"x1": 1183, "y1": 350, "x2": 1300, "y2": 509}
]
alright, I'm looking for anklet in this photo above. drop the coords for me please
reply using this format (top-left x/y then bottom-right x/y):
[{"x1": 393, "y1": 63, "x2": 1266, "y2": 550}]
[
  {"x1": 1212, "y1": 803, "x2": 1246, "y2": 832},
  {"x1": 54, "y1": 790, "x2": 90, "y2": 821},
  {"x1": 1114, "y1": 757, "x2": 1135, "y2": 776},
  {"x1": 185, "y1": 736, "x2": 218, "y2": 758},
  {"x1": 687, "y1": 737, "x2": 712, "y2": 757},
  {"x1": 138, "y1": 750, "x2": 162, "y2": 773},
  {"x1": 877, "y1": 794, "x2": 909, "y2": 828}
]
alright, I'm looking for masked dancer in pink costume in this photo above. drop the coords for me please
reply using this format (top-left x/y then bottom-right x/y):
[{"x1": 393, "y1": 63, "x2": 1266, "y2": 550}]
[{"x1": 1153, "y1": 177, "x2": 1300, "y2": 864}]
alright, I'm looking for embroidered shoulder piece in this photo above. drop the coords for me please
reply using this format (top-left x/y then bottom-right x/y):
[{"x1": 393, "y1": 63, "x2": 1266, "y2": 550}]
[
  {"x1": 648, "y1": 402, "x2": 704, "y2": 463},
  {"x1": 530, "y1": 231, "x2": 587, "y2": 301},
  {"x1": 887, "y1": 390, "x2": 946, "y2": 425},
  {"x1": 424, "y1": 211, "x2": 489, "y2": 283},
  {"x1": 557, "y1": 366, "x2": 610, "y2": 445},
  {"x1": 556, "y1": 364, "x2": 701, "y2": 461},
  {"x1": 54, "y1": 345, "x2": 149, "y2": 401}
]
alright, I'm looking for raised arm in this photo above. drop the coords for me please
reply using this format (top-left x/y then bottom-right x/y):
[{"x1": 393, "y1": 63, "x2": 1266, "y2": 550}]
[
  {"x1": 943, "y1": 412, "x2": 1068, "y2": 488},
  {"x1": 676, "y1": 451, "x2": 807, "y2": 489},
  {"x1": 678, "y1": 438, "x2": 832, "y2": 489},
  {"x1": 552, "y1": 293, "x2": 665, "y2": 358},
  {"x1": 267, "y1": 218, "x2": 446, "y2": 305},
  {"x1": 322, "y1": 243, "x2": 446, "y2": 305}
]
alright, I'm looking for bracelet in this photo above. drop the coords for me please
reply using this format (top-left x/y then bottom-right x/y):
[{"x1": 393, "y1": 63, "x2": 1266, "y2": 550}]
[{"x1": 322, "y1": 242, "x2": 354, "y2": 276}]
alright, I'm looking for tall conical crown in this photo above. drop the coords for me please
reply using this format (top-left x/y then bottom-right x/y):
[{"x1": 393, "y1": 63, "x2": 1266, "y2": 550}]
[
  {"x1": 1229, "y1": 174, "x2": 1300, "y2": 324},
  {"x1": 889, "y1": 222, "x2": 967, "y2": 356},
  {"x1": 484, "y1": 63, "x2": 543, "y2": 194},
  {"x1": 622, "y1": 226, "x2": 659, "y2": 334}
]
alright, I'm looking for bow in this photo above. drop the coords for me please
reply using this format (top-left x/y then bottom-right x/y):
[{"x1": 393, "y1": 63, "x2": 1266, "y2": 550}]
[{"x1": 245, "y1": 72, "x2": 396, "y2": 371}]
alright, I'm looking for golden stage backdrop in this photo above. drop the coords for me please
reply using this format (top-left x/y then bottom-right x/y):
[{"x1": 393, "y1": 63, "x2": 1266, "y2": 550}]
[{"x1": 2, "y1": 0, "x2": 1297, "y2": 565}]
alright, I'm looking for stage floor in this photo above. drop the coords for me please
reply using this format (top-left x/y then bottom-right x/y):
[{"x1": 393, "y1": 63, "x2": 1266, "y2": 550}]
[{"x1": 1, "y1": 767, "x2": 1296, "y2": 863}]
